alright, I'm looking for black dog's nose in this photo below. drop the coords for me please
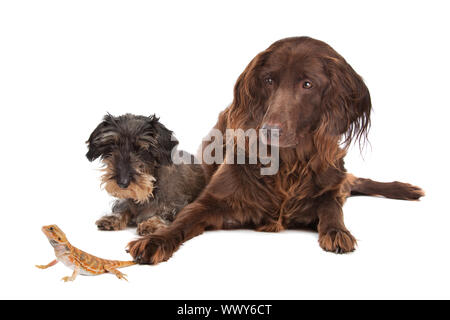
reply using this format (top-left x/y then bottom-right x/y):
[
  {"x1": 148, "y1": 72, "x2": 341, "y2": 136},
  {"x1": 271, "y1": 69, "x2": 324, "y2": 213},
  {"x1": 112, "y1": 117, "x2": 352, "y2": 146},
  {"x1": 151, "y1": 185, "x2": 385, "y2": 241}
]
[
  {"x1": 261, "y1": 123, "x2": 282, "y2": 137},
  {"x1": 117, "y1": 177, "x2": 130, "y2": 189}
]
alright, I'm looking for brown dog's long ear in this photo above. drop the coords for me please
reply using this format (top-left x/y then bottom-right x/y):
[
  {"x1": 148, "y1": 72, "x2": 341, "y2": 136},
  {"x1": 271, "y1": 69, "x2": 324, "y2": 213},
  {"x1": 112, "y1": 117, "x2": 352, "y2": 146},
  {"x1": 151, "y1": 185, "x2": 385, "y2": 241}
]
[
  {"x1": 320, "y1": 56, "x2": 371, "y2": 148},
  {"x1": 228, "y1": 51, "x2": 270, "y2": 129}
]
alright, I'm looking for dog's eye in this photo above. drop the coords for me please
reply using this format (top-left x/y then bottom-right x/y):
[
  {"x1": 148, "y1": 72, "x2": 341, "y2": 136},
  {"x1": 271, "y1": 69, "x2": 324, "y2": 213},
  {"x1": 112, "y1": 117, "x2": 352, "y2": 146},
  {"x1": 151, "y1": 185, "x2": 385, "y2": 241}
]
[
  {"x1": 264, "y1": 77, "x2": 274, "y2": 85},
  {"x1": 302, "y1": 81, "x2": 313, "y2": 89}
]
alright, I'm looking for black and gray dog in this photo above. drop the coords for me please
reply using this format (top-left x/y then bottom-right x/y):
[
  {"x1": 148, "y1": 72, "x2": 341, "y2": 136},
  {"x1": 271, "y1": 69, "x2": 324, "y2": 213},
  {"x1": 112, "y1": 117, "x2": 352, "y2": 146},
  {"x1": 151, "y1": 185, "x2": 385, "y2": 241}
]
[{"x1": 86, "y1": 113, "x2": 205, "y2": 235}]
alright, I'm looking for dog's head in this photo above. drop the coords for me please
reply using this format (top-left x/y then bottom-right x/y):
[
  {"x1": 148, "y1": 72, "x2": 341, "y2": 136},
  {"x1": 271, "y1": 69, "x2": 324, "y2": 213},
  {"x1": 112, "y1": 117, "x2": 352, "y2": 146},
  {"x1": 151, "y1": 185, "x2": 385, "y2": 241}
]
[
  {"x1": 86, "y1": 114, "x2": 178, "y2": 203},
  {"x1": 229, "y1": 37, "x2": 371, "y2": 149}
]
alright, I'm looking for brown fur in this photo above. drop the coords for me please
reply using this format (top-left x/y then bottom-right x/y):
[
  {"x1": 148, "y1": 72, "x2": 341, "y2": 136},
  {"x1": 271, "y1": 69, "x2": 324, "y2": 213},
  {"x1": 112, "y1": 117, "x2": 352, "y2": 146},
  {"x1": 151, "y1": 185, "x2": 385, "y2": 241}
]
[
  {"x1": 101, "y1": 158, "x2": 156, "y2": 204},
  {"x1": 127, "y1": 37, "x2": 424, "y2": 264}
]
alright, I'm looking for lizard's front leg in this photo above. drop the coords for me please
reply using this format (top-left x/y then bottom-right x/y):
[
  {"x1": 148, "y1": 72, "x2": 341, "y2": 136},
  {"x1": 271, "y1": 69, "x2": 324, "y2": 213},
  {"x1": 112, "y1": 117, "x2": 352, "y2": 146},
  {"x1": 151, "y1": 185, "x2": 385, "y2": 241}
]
[
  {"x1": 36, "y1": 259, "x2": 58, "y2": 269},
  {"x1": 61, "y1": 266, "x2": 80, "y2": 282}
]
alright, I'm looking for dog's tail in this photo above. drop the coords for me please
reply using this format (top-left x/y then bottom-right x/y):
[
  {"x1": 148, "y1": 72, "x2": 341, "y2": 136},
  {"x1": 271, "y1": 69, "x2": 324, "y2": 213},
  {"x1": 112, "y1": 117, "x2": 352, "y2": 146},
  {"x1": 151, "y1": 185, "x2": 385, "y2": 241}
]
[{"x1": 347, "y1": 174, "x2": 425, "y2": 200}]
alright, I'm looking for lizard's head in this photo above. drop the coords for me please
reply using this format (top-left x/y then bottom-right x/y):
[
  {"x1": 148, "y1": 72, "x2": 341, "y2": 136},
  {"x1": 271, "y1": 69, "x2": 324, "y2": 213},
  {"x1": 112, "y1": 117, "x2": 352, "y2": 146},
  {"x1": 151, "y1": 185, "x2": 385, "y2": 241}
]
[{"x1": 42, "y1": 225, "x2": 69, "y2": 247}]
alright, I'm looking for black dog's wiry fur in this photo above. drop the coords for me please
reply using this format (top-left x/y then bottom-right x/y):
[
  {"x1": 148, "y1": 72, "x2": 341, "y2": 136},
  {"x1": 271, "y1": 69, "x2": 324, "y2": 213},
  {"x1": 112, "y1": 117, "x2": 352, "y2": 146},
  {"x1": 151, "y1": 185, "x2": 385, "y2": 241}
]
[{"x1": 86, "y1": 114, "x2": 205, "y2": 235}]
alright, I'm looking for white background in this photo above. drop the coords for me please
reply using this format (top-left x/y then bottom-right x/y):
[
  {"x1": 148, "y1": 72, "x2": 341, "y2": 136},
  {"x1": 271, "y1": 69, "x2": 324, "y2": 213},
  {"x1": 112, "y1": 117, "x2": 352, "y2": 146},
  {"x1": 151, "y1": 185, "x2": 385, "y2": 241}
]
[{"x1": 0, "y1": 0, "x2": 449, "y2": 299}]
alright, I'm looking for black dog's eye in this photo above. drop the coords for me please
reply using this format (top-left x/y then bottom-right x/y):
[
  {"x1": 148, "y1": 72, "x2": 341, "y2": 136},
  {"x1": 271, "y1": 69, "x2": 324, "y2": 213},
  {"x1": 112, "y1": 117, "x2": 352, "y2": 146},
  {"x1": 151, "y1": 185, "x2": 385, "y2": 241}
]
[
  {"x1": 264, "y1": 77, "x2": 274, "y2": 85},
  {"x1": 302, "y1": 80, "x2": 313, "y2": 89}
]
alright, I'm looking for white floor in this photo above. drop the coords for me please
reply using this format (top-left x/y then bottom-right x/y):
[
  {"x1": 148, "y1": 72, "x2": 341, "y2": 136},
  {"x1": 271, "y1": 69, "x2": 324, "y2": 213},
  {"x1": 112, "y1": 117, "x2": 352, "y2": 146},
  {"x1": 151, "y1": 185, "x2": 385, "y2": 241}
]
[{"x1": 3, "y1": 192, "x2": 446, "y2": 299}]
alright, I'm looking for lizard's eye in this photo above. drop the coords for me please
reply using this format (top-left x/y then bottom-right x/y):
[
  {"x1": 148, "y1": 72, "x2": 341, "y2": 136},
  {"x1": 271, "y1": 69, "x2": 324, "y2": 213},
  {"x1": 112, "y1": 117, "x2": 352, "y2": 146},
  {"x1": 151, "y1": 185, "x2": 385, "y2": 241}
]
[
  {"x1": 58, "y1": 237, "x2": 61, "y2": 241},
  {"x1": 49, "y1": 227, "x2": 54, "y2": 231}
]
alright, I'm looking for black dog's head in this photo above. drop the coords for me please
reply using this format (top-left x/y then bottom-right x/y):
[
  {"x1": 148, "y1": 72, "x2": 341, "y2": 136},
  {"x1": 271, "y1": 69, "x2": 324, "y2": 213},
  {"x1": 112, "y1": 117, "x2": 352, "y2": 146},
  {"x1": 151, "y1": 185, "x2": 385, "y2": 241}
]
[{"x1": 86, "y1": 113, "x2": 178, "y2": 203}]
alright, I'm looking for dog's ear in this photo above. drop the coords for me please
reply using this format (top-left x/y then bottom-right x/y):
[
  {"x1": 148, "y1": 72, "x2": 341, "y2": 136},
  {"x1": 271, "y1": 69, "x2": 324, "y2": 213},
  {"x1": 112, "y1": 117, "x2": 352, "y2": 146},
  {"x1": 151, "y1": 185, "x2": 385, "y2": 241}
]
[
  {"x1": 146, "y1": 115, "x2": 179, "y2": 166},
  {"x1": 228, "y1": 50, "x2": 271, "y2": 129},
  {"x1": 320, "y1": 56, "x2": 371, "y2": 148},
  {"x1": 86, "y1": 114, "x2": 117, "y2": 161}
]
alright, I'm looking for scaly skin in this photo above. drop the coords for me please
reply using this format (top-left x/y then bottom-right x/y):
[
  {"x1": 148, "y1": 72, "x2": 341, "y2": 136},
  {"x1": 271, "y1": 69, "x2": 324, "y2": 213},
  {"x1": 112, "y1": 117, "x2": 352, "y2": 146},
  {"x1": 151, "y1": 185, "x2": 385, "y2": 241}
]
[{"x1": 36, "y1": 225, "x2": 135, "y2": 281}]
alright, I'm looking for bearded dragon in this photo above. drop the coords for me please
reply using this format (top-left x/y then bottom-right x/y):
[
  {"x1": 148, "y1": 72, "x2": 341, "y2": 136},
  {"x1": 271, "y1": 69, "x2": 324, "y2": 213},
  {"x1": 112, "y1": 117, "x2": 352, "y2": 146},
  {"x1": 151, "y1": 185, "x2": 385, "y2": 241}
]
[{"x1": 36, "y1": 225, "x2": 135, "y2": 282}]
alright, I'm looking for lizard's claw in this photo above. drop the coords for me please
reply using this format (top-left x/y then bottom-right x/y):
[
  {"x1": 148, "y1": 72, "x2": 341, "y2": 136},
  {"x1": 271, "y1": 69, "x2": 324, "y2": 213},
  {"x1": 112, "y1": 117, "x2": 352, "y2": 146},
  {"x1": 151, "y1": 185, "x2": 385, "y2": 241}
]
[
  {"x1": 105, "y1": 267, "x2": 129, "y2": 281},
  {"x1": 118, "y1": 273, "x2": 128, "y2": 282},
  {"x1": 114, "y1": 271, "x2": 128, "y2": 281},
  {"x1": 61, "y1": 276, "x2": 75, "y2": 282}
]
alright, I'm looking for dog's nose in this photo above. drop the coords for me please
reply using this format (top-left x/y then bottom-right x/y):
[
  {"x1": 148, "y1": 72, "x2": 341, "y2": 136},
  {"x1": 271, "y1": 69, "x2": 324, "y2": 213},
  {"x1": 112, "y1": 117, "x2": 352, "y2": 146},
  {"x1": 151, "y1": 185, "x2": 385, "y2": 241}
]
[
  {"x1": 261, "y1": 123, "x2": 282, "y2": 137},
  {"x1": 117, "y1": 177, "x2": 130, "y2": 189}
]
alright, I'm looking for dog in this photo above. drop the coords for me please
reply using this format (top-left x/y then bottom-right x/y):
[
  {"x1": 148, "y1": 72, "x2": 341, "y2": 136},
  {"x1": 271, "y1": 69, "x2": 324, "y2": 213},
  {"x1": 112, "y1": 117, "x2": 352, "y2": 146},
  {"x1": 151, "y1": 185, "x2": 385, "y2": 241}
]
[
  {"x1": 126, "y1": 37, "x2": 424, "y2": 265},
  {"x1": 86, "y1": 113, "x2": 205, "y2": 235}
]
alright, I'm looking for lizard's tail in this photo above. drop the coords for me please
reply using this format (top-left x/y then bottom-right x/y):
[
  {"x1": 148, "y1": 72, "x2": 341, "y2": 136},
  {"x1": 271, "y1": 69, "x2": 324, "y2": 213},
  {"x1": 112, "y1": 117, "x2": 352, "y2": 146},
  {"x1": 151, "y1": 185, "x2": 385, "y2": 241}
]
[{"x1": 348, "y1": 174, "x2": 425, "y2": 200}]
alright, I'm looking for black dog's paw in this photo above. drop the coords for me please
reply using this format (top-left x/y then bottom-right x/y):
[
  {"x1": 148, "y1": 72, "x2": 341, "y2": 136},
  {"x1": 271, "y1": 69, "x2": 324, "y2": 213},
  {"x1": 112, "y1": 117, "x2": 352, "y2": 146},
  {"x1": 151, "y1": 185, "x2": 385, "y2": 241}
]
[
  {"x1": 96, "y1": 215, "x2": 123, "y2": 231},
  {"x1": 137, "y1": 217, "x2": 169, "y2": 236}
]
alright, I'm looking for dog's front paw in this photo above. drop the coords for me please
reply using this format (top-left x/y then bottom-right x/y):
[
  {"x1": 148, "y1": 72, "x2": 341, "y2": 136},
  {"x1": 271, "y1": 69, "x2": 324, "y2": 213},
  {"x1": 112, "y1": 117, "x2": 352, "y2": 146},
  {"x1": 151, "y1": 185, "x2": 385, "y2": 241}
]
[
  {"x1": 319, "y1": 228, "x2": 357, "y2": 254},
  {"x1": 96, "y1": 215, "x2": 123, "y2": 231},
  {"x1": 137, "y1": 217, "x2": 168, "y2": 236},
  {"x1": 127, "y1": 235, "x2": 178, "y2": 265}
]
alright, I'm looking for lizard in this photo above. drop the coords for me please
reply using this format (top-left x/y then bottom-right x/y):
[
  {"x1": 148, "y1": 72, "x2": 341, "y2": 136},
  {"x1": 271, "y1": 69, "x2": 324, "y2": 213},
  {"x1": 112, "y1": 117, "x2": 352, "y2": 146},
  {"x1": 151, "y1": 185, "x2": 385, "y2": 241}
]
[{"x1": 36, "y1": 224, "x2": 136, "y2": 282}]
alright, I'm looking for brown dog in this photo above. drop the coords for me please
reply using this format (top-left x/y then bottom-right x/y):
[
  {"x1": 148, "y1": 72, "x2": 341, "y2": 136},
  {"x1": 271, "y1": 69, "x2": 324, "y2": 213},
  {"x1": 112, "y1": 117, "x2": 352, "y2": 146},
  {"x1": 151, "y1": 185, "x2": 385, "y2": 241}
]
[{"x1": 127, "y1": 37, "x2": 424, "y2": 264}]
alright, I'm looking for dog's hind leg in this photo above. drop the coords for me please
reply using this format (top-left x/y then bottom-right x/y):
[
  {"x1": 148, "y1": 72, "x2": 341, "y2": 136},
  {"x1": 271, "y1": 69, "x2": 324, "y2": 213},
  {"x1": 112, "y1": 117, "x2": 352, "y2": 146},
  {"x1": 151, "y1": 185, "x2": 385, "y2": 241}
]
[{"x1": 347, "y1": 174, "x2": 425, "y2": 200}]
